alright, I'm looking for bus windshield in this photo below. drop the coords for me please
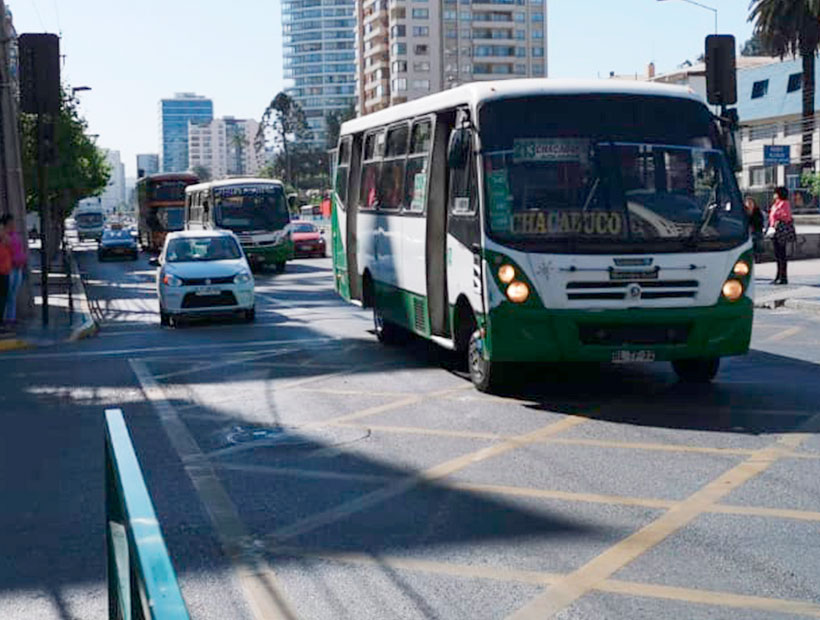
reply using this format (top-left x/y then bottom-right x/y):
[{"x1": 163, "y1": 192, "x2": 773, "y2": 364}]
[
  {"x1": 157, "y1": 207, "x2": 184, "y2": 231},
  {"x1": 479, "y1": 95, "x2": 747, "y2": 253},
  {"x1": 213, "y1": 184, "x2": 289, "y2": 233},
  {"x1": 149, "y1": 181, "x2": 189, "y2": 202}
]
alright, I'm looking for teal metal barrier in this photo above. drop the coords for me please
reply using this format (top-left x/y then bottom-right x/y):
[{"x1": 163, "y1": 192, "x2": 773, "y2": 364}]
[{"x1": 105, "y1": 408, "x2": 190, "y2": 620}]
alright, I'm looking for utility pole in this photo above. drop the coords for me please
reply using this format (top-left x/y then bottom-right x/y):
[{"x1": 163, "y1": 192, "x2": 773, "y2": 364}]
[{"x1": 0, "y1": 0, "x2": 31, "y2": 317}]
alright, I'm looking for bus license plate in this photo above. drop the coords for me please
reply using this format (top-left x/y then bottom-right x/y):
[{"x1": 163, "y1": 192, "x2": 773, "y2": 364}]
[
  {"x1": 195, "y1": 287, "x2": 220, "y2": 296},
  {"x1": 612, "y1": 350, "x2": 655, "y2": 363}
]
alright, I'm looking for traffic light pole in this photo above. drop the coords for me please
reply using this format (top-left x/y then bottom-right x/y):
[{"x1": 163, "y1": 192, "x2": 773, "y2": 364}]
[{"x1": 36, "y1": 113, "x2": 49, "y2": 326}]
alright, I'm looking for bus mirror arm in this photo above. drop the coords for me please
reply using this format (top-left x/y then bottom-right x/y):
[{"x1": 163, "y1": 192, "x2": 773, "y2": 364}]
[{"x1": 471, "y1": 243, "x2": 481, "y2": 255}]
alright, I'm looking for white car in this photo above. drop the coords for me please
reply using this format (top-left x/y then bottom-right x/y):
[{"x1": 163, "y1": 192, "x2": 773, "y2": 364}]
[{"x1": 153, "y1": 230, "x2": 255, "y2": 326}]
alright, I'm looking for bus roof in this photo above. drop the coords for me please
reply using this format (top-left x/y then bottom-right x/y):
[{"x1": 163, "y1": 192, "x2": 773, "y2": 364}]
[
  {"x1": 185, "y1": 178, "x2": 285, "y2": 193},
  {"x1": 340, "y1": 78, "x2": 703, "y2": 136},
  {"x1": 137, "y1": 172, "x2": 199, "y2": 185}
]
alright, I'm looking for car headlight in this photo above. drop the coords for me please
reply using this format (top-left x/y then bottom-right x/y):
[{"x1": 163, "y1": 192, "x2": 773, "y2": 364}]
[
  {"x1": 234, "y1": 271, "x2": 252, "y2": 285},
  {"x1": 162, "y1": 273, "x2": 183, "y2": 287}
]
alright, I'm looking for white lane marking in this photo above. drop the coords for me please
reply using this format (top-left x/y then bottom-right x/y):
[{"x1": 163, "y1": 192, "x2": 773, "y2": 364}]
[{"x1": 129, "y1": 359, "x2": 298, "y2": 620}]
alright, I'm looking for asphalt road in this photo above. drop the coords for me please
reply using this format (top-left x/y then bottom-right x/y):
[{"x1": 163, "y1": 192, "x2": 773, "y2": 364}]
[{"x1": 2, "y1": 244, "x2": 820, "y2": 619}]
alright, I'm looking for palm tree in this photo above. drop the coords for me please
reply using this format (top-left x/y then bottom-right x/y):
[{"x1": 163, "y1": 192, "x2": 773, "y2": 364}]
[
  {"x1": 749, "y1": 0, "x2": 820, "y2": 172},
  {"x1": 229, "y1": 128, "x2": 248, "y2": 176}
]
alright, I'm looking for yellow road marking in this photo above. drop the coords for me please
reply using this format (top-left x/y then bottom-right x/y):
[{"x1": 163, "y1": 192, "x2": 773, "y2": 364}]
[
  {"x1": 150, "y1": 349, "x2": 288, "y2": 381},
  {"x1": 217, "y1": 463, "x2": 396, "y2": 484},
  {"x1": 130, "y1": 359, "x2": 297, "y2": 620},
  {"x1": 271, "y1": 546, "x2": 820, "y2": 618},
  {"x1": 710, "y1": 503, "x2": 820, "y2": 522},
  {"x1": 761, "y1": 325, "x2": 803, "y2": 343},
  {"x1": 507, "y1": 426, "x2": 817, "y2": 619},
  {"x1": 332, "y1": 421, "x2": 505, "y2": 441},
  {"x1": 269, "y1": 415, "x2": 588, "y2": 542},
  {"x1": 600, "y1": 579, "x2": 820, "y2": 618}
]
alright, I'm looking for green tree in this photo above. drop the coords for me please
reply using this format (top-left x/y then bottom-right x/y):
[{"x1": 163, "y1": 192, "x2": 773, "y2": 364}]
[
  {"x1": 740, "y1": 30, "x2": 771, "y2": 56},
  {"x1": 325, "y1": 102, "x2": 357, "y2": 151},
  {"x1": 229, "y1": 126, "x2": 248, "y2": 176},
  {"x1": 21, "y1": 91, "x2": 110, "y2": 260},
  {"x1": 256, "y1": 92, "x2": 312, "y2": 182},
  {"x1": 749, "y1": 0, "x2": 820, "y2": 172},
  {"x1": 191, "y1": 164, "x2": 211, "y2": 182}
]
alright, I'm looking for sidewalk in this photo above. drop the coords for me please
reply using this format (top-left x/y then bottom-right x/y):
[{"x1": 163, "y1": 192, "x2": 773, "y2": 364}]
[
  {"x1": 0, "y1": 240, "x2": 97, "y2": 351},
  {"x1": 754, "y1": 257, "x2": 820, "y2": 313}
]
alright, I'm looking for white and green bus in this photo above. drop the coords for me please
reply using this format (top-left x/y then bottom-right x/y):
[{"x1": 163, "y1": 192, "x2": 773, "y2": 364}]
[
  {"x1": 331, "y1": 80, "x2": 752, "y2": 391},
  {"x1": 184, "y1": 178, "x2": 293, "y2": 272}
]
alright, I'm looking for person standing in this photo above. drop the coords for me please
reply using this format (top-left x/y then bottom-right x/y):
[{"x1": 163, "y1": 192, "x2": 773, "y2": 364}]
[
  {"x1": 2, "y1": 215, "x2": 25, "y2": 324},
  {"x1": 744, "y1": 196, "x2": 765, "y2": 258},
  {"x1": 0, "y1": 218, "x2": 11, "y2": 331},
  {"x1": 768, "y1": 186, "x2": 796, "y2": 285}
]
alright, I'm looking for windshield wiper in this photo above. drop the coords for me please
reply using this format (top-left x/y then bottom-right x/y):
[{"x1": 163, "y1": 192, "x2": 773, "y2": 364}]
[{"x1": 686, "y1": 183, "x2": 720, "y2": 247}]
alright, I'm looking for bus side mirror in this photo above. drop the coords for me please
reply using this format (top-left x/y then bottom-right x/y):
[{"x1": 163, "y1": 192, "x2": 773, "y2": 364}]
[
  {"x1": 148, "y1": 256, "x2": 159, "y2": 267},
  {"x1": 287, "y1": 194, "x2": 298, "y2": 211},
  {"x1": 448, "y1": 128, "x2": 471, "y2": 169}
]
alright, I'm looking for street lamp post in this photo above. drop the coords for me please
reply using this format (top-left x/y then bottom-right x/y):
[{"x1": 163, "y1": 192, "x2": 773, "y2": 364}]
[
  {"x1": 657, "y1": 0, "x2": 717, "y2": 34},
  {"x1": 71, "y1": 85, "x2": 91, "y2": 97}
]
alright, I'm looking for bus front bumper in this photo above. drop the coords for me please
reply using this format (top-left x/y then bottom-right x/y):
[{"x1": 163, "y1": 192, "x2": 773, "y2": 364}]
[
  {"x1": 243, "y1": 242, "x2": 293, "y2": 266},
  {"x1": 483, "y1": 299, "x2": 753, "y2": 363}
]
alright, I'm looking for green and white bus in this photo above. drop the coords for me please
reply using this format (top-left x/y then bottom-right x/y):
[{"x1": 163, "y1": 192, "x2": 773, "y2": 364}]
[
  {"x1": 184, "y1": 178, "x2": 293, "y2": 272},
  {"x1": 331, "y1": 80, "x2": 752, "y2": 391}
]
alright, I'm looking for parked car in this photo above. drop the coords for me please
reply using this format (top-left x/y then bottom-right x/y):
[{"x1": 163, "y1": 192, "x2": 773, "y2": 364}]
[
  {"x1": 98, "y1": 228, "x2": 138, "y2": 261},
  {"x1": 288, "y1": 221, "x2": 326, "y2": 258},
  {"x1": 152, "y1": 230, "x2": 255, "y2": 326}
]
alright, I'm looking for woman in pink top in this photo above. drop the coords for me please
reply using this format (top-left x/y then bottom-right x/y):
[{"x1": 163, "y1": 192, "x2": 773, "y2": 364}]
[
  {"x1": 768, "y1": 186, "x2": 795, "y2": 285},
  {"x1": 1, "y1": 215, "x2": 26, "y2": 323}
]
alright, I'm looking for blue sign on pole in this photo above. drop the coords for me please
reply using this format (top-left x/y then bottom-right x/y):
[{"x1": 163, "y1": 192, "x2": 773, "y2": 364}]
[{"x1": 764, "y1": 145, "x2": 791, "y2": 165}]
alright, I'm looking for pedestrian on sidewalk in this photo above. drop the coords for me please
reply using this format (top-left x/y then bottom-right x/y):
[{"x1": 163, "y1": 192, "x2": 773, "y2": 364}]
[
  {"x1": 768, "y1": 186, "x2": 796, "y2": 285},
  {"x1": 1, "y1": 214, "x2": 25, "y2": 324},
  {"x1": 744, "y1": 196, "x2": 765, "y2": 258},
  {"x1": 0, "y1": 218, "x2": 11, "y2": 332}
]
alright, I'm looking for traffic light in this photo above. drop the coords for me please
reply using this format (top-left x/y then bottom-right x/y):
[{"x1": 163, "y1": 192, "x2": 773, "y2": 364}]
[
  {"x1": 705, "y1": 35, "x2": 737, "y2": 106},
  {"x1": 18, "y1": 33, "x2": 61, "y2": 115}
]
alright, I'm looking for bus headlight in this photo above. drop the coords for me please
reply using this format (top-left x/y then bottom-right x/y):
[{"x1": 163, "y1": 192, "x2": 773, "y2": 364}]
[
  {"x1": 732, "y1": 260, "x2": 750, "y2": 277},
  {"x1": 506, "y1": 281, "x2": 529, "y2": 303},
  {"x1": 722, "y1": 279, "x2": 743, "y2": 301},
  {"x1": 498, "y1": 264, "x2": 515, "y2": 284}
]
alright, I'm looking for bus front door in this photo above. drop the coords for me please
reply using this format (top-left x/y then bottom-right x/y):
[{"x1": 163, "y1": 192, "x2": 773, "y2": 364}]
[{"x1": 426, "y1": 114, "x2": 453, "y2": 338}]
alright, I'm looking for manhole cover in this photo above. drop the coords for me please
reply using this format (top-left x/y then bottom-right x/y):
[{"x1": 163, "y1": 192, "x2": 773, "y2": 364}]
[{"x1": 222, "y1": 425, "x2": 369, "y2": 449}]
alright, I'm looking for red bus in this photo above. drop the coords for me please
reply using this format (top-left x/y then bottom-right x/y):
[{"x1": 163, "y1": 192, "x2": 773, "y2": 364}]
[{"x1": 136, "y1": 173, "x2": 199, "y2": 252}]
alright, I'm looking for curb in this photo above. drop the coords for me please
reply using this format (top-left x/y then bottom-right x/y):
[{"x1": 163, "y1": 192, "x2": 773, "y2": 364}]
[{"x1": 66, "y1": 244, "x2": 99, "y2": 341}]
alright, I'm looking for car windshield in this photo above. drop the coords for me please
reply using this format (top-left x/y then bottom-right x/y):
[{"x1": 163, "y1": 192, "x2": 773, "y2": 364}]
[
  {"x1": 165, "y1": 236, "x2": 242, "y2": 262},
  {"x1": 479, "y1": 95, "x2": 746, "y2": 253},
  {"x1": 76, "y1": 213, "x2": 103, "y2": 226},
  {"x1": 291, "y1": 223, "x2": 317, "y2": 233},
  {"x1": 213, "y1": 184, "x2": 289, "y2": 232}
]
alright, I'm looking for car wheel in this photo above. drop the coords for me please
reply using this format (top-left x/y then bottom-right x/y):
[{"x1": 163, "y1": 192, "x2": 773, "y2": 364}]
[
  {"x1": 97, "y1": 252, "x2": 104, "y2": 261},
  {"x1": 160, "y1": 310, "x2": 170, "y2": 327},
  {"x1": 275, "y1": 261, "x2": 286, "y2": 273},
  {"x1": 244, "y1": 307, "x2": 255, "y2": 322}
]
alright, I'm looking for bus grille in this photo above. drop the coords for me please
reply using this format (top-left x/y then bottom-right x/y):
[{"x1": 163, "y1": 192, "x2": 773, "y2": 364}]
[
  {"x1": 413, "y1": 298, "x2": 426, "y2": 333},
  {"x1": 578, "y1": 324, "x2": 691, "y2": 346},
  {"x1": 566, "y1": 280, "x2": 698, "y2": 301}
]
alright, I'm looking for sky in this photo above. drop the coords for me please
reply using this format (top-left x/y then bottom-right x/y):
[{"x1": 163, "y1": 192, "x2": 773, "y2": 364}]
[{"x1": 7, "y1": 0, "x2": 757, "y2": 179}]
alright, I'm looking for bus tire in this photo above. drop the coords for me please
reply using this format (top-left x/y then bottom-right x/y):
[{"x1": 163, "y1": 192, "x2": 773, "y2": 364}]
[
  {"x1": 275, "y1": 261, "x2": 286, "y2": 273},
  {"x1": 244, "y1": 307, "x2": 255, "y2": 322},
  {"x1": 373, "y1": 301, "x2": 403, "y2": 345},
  {"x1": 468, "y1": 329, "x2": 505, "y2": 393},
  {"x1": 672, "y1": 357, "x2": 719, "y2": 383}
]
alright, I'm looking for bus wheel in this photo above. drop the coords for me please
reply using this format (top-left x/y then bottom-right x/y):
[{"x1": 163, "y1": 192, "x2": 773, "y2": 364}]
[
  {"x1": 468, "y1": 329, "x2": 505, "y2": 393},
  {"x1": 672, "y1": 357, "x2": 719, "y2": 383},
  {"x1": 275, "y1": 261, "x2": 286, "y2": 273},
  {"x1": 373, "y1": 303, "x2": 403, "y2": 345}
]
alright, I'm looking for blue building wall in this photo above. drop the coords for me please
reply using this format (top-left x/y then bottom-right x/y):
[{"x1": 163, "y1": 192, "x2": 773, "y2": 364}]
[
  {"x1": 282, "y1": 0, "x2": 357, "y2": 149},
  {"x1": 736, "y1": 57, "x2": 818, "y2": 123},
  {"x1": 160, "y1": 96, "x2": 213, "y2": 173}
]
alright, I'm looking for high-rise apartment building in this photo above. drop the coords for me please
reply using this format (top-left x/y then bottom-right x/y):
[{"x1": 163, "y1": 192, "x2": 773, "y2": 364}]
[
  {"x1": 188, "y1": 117, "x2": 262, "y2": 180},
  {"x1": 99, "y1": 149, "x2": 126, "y2": 214},
  {"x1": 136, "y1": 153, "x2": 159, "y2": 178},
  {"x1": 282, "y1": 0, "x2": 357, "y2": 148},
  {"x1": 356, "y1": 0, "x2": 547, "y2": 115},
  {"x1": 159, "y1": 93, "x2": 213, "y2": 172}
]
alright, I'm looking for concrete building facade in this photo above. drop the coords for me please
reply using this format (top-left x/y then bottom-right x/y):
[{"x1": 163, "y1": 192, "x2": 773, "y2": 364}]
[
  {"x1": 356, "y1": 0, "x2": 548, "y2": 115},
  {"x1": 136, "y1": 153, "x2": 159, "y2": 178},
  {"x1": 282, "y1": 0, "x2": 357, "y2": 148},
  {"x1": 187, "y1": 117, "x2": 262, "y2": 180},
  {"x1": 159, "y1": 93, "x2": 213, "y2": 172},
  {"x1": 99, "y1": 149, "x2": 126, "y2": 214}
]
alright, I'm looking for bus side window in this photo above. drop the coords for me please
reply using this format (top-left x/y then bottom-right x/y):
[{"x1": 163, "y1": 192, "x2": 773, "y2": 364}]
[
  {"x1": 448, "y1": 129, "x2": 476, "y2": 216},
  {"x1": 359, "y1": 130, "x2": 384, "y2": 210},
  {"x1": 378, "y1": 123, "x2": 409, "y2": 211},
  {"x1": 335, "y1": 137, "x2": 352, "y2": 209},
  {"x1": 404, "y1": 119, "x2": 432, "y2": 213}
]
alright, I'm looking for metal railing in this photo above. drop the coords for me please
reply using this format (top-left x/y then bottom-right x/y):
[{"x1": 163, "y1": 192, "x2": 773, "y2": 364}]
[{"x1": 105, "y1": 408, "x2": 190, "y2": 620}]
